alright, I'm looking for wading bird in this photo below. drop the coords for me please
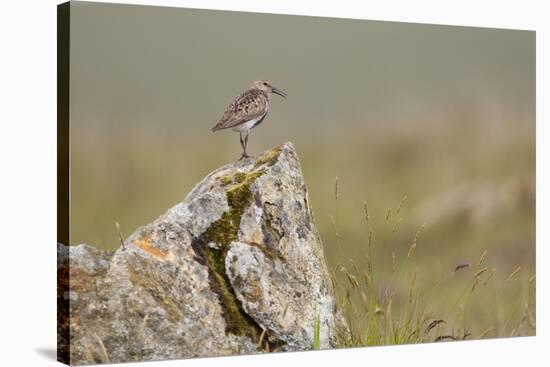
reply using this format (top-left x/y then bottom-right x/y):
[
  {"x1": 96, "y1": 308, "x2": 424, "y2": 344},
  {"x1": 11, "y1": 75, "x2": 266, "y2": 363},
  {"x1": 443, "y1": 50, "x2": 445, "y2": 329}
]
[{"x1": 211, "y1": 80, "x2": 287, "y2": 160}]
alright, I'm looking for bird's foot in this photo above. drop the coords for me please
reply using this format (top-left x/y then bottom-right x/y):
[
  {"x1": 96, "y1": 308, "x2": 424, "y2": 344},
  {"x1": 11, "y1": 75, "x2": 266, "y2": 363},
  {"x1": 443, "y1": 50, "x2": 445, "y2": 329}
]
[{"x1": 238, "y1": 153, "x2": 253, "y2": 161}]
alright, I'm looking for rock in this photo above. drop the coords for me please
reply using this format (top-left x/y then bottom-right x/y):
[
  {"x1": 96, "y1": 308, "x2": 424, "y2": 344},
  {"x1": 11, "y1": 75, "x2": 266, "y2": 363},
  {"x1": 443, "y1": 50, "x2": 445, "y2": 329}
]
[{"x1": 59, "y1": 142, "x2": 348, "y2": 365}]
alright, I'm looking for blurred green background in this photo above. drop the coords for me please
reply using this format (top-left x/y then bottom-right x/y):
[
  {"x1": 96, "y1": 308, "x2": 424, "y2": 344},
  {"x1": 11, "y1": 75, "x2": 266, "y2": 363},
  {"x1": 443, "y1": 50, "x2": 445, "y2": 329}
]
[{"x1": 69, "y1": 2, "x2": 535, "y2": 339}]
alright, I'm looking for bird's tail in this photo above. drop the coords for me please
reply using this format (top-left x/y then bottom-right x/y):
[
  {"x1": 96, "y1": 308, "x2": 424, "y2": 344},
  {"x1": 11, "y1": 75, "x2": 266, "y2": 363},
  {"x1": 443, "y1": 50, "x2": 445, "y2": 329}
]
[{"x1": 211, "y1": 123, "x2": 224, "y2": 132}]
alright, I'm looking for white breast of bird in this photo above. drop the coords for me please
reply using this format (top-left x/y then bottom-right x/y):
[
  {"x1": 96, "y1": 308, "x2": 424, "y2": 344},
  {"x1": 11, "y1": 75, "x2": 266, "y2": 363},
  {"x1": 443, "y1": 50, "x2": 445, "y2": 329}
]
[{"x1": 231, "y1": 112, "x2": 267, "y2": 132}]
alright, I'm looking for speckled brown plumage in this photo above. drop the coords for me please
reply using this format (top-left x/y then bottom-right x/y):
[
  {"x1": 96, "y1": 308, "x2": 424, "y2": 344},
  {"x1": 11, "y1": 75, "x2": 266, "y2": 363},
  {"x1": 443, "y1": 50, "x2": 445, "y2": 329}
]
[{"x1": 211, "y1": 89, "x2": 269, "y2": 132}]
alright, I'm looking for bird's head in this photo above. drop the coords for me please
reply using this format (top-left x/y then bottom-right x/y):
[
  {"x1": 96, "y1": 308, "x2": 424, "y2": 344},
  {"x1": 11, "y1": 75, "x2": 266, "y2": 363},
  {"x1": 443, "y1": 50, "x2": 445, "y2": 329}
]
[{"x1": 251, "y1": 80, "x2": 287, "y2": 98}]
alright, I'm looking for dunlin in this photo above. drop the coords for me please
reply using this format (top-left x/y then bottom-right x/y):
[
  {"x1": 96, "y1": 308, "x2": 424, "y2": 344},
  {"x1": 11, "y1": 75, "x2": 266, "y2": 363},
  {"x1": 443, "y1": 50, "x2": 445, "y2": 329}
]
[{"x1": 212, "y1": 80, "x2": 287, "y2": 160}]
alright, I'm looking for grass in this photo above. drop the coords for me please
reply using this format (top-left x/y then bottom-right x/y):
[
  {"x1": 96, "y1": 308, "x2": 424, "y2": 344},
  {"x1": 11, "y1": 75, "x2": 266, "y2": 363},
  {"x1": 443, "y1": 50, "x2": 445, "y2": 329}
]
[
  {"x1": 324, "y1": 180, "x2": 535, "y2": 349},
  {"x1": 313, "y1": 314, "x2": 321, "y2": 350}
]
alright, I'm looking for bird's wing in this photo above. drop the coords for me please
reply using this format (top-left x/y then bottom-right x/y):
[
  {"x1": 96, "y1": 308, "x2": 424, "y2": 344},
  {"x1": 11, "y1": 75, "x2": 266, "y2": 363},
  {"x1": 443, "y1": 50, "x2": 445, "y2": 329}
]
[{"x1": 211, "y1": 90, "x2": 268, "y2": 131}]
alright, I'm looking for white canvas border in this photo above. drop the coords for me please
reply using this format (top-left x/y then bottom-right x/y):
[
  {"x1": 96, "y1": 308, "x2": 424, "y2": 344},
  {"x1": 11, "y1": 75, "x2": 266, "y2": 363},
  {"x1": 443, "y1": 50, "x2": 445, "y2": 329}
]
[{"x1": 0, "y1": 0, "x2": 546, "y2": 366}]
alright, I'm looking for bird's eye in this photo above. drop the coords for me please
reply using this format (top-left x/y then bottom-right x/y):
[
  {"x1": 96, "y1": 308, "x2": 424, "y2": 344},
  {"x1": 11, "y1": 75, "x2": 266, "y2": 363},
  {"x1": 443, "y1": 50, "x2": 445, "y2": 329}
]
[{"x1": 263, "y1": 82, "x2": 268, "y2": 86}]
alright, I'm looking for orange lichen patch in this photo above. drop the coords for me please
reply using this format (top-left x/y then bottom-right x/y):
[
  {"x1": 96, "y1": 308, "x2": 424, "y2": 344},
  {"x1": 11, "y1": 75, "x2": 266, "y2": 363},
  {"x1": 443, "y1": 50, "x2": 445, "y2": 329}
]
[
  {"x1": 132, "y1": 238, "x2": 168, "y2": 261},
  {"x1": 246, "y1": 230, "x2": 264, "y2": 245}
]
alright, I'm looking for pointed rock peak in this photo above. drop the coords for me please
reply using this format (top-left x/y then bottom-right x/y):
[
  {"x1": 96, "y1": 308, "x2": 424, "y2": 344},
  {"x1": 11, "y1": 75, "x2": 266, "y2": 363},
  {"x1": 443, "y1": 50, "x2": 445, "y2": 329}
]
[{"x1": 58, "y1": 142, "x2": 349, "y2": 365}]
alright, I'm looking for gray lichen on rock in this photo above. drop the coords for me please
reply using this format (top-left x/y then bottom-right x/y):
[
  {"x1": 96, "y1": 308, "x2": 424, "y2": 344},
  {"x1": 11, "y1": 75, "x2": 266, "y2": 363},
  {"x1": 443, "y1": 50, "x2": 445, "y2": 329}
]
[{"x1": 60, "y1": 142, "x2": 348, "y2": 365}]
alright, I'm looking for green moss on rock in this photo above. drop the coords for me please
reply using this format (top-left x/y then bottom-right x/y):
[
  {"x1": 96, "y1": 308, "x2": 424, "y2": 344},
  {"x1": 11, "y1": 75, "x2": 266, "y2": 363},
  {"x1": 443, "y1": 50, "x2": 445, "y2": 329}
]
[
  {"x1": 253, "y1": 144, "x2": 284, "y2": 169},
  {"x1": 218, "y1": 172, "x2": 247, "y2": 186},
  {"x1": 192, "y1": 169, "x2": 266, "y2": 341}
]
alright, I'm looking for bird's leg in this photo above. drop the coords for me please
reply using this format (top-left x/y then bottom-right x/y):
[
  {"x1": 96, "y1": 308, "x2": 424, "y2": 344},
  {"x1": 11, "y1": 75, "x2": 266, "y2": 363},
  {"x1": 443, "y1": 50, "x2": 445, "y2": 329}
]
[
  {"x1": 238, "y1": 132, "x2": 249, "y2": 160},
  {"x1": 244, "y1": 132, "x2": 250, "y2": 156},
  {"x1": 239, "y1": 132, "x2": 244, "y2": 151}
]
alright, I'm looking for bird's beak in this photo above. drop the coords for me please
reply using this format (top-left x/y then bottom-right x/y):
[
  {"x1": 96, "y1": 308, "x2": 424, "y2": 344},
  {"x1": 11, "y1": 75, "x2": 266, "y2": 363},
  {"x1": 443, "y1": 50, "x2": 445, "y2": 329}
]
[{"x1": 272, "y1": 86, "x2": 287, "y2": 98}]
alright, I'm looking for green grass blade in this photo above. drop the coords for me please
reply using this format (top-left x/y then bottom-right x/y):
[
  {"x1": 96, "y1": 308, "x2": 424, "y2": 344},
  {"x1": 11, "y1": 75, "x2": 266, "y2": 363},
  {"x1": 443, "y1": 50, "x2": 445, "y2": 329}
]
[{"x1": 313, "y1": 314, "x2": 321, "y2": 350}]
